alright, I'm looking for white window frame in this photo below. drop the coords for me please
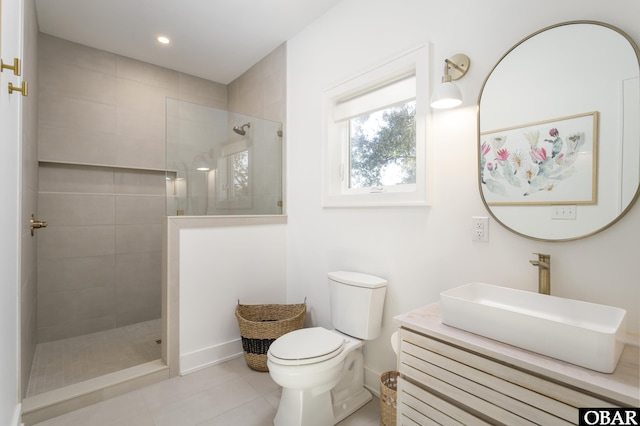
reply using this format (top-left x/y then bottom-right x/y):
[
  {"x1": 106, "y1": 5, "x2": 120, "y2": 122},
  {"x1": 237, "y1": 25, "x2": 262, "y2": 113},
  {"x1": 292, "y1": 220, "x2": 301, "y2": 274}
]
[{"x1": 322, "y1": 44, "x2": 430, "y2": 207}]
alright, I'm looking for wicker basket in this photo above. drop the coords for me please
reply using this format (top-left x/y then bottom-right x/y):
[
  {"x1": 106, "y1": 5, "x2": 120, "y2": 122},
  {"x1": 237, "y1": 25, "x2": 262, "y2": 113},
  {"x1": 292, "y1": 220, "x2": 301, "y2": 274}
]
[
  {"x1": 235, "y1": 301, "x2": 306, "y2": 372},
  {"x1": 380, "y1": 370, "x2": 398, "y2": 426}
]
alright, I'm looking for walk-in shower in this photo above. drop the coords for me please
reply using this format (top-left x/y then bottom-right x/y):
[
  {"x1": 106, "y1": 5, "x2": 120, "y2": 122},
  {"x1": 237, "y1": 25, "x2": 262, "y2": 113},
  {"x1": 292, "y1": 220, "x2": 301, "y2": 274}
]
[
  {"x1": 166, "y1": 99, "x2": 283, "y2": 216},
  {"x1": 30, "y1": 163, "x2": 165, "y2": 398}
]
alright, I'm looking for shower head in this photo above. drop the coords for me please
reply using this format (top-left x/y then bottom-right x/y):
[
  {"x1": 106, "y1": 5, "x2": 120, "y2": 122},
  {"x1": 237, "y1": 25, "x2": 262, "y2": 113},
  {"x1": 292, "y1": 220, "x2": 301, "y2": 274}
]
[{"x1": 233, "y1": 122, "x2": 251, "y2": 136}]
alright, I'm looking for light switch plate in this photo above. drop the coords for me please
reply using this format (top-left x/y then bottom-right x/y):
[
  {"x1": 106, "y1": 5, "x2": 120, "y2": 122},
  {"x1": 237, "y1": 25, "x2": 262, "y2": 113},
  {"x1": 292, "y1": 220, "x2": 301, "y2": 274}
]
[{"x1": 551, "y1": 205, "x2": 577, "y2": 220}]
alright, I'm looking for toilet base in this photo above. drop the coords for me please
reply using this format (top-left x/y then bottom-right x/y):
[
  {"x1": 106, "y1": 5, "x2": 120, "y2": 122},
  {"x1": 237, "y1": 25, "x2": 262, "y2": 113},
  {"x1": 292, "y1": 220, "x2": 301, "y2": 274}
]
[
  {"x1": 272, "y1": 345, "x2": 371, "y2": 426},
  {"x1": 274, "y1": 387, "x2": 334, "y2": 426},
  {"x1": 273, "y1": 386, "x2": 372, "y2": 426},
  {"x1": 332, "y1": 387, "x2": 372, "y2": 424}
]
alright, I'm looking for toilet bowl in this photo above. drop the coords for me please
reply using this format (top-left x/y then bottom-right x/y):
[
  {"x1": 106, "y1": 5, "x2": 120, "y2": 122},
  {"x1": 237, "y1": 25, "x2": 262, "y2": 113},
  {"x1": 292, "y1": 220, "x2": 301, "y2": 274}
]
[
  {"x1": 267, "y1": 271, "x2": 387, "y2": 426},
  {"x1": 267, "y1": 328, "x2": 370, "y2": 426}
]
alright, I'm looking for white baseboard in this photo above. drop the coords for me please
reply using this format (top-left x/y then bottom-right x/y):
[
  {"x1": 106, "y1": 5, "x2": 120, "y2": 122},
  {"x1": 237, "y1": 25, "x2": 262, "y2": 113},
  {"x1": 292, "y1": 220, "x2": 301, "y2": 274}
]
[
  {"x1": 364, "y1": 366, "x2": 382, "y2": 398},
  {"x1": 180, "y1": 338, "x2": 243, "y2": 375}
]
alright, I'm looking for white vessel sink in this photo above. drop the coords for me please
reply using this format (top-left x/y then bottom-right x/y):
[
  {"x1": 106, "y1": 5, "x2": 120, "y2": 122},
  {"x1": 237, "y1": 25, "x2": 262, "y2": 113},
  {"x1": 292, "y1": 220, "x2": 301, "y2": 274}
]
[{"x1": 440, "y1": 282, "x2": 627, "y2": 373}]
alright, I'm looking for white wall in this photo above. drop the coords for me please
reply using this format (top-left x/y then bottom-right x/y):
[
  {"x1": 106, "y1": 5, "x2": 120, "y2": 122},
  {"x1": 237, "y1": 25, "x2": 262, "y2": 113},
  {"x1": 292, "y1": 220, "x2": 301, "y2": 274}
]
[
  {"x1": 286, "y1": 0, "x2": 640, "y2": 389},
  {"x1": 1, "y1": 0, "x2": 37, "y2": 422},
  {"x1": 177, "y1": 219, "x2": 287, "y2": 374},
  {"x1": 0, "y1": 0, "x2": 23, "y2": 419}
]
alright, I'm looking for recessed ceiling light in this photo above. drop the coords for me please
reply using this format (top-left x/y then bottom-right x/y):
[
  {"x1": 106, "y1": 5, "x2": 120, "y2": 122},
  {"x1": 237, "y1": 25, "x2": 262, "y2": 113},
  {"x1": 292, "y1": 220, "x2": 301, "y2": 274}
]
[{"x1": 157, "y1": 36, "x2": 170, "y2": 44}]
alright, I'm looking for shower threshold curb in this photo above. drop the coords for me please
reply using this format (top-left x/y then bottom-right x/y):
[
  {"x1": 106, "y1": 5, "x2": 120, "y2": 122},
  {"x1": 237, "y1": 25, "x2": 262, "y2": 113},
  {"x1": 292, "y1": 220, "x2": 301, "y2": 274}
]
[{"x1": 21, "y1": 359, "x2": 169, "y2": 426}]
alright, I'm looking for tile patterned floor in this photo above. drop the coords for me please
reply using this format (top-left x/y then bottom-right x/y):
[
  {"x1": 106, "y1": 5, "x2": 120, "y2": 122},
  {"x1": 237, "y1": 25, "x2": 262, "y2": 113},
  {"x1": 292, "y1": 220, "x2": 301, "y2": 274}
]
[
  {"x1": 27, "y1": 319, "x2": 162, "y2": 397},
  {"x1": 33, "y1": 356, "x2": 381, "y2": 426}
]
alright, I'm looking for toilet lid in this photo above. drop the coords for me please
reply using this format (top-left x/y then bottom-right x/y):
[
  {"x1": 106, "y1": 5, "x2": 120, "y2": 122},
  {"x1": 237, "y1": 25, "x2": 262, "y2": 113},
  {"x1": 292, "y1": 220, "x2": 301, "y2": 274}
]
[{"x1": 268, "y1": 327, "x2": 345, "y2": 365}]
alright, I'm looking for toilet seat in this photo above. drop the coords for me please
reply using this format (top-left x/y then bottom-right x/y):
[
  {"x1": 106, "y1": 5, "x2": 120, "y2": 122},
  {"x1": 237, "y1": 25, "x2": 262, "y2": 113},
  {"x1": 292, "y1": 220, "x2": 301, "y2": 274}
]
[{"x1": 268, "y1": 327, "x2": 345, "y2": 366}]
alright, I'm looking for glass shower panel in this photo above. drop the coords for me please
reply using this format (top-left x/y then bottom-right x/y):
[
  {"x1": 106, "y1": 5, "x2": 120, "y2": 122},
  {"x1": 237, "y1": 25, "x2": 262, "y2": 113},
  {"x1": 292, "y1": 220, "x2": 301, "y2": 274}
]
[{"x1": 166, "y1": 98, "x2": 283, "y2": 216}]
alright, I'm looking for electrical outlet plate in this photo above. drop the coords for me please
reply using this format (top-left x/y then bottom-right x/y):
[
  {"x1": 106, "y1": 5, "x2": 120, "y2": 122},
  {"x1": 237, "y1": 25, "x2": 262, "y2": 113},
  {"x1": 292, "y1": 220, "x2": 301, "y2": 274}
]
[{"x1": 472, "y1": 216, "x2": 489, "y2": 242}]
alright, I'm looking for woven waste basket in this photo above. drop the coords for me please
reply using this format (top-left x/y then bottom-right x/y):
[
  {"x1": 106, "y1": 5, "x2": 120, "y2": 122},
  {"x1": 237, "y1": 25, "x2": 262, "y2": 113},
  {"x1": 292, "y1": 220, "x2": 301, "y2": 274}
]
[
  {"x1": 380, "y1": 370, "x2": 398, "y2": 426},
  {"x1": 235, "y1": 300, "x2": 306, "y2": 372}
]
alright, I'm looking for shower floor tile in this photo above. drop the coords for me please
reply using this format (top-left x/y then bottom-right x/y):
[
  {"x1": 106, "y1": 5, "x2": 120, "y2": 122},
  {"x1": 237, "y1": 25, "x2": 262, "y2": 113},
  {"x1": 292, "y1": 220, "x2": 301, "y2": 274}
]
[{"x1": 27, "y1": 319, "x2": 161, "y2": 397}]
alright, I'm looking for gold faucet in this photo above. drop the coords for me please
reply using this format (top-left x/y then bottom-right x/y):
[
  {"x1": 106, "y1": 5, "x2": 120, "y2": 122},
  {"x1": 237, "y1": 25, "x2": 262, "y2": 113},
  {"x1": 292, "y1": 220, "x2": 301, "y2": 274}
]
[{"x1": 529, "y1": 253, "x2": 551, "y2": 295}]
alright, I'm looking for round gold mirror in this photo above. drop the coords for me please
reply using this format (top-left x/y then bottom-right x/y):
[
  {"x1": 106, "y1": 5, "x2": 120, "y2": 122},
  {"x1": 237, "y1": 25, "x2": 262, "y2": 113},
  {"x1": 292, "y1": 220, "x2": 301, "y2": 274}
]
[{"x1": 478, "y1": 21, "x2": 640, "y2": 241}]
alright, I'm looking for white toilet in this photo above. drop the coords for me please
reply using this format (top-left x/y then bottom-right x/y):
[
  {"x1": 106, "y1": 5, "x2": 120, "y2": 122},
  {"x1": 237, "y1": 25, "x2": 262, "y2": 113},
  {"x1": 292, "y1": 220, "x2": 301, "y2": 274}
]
[{"x1": 267, "y1": 271, "x2": 387, "y2": 426}]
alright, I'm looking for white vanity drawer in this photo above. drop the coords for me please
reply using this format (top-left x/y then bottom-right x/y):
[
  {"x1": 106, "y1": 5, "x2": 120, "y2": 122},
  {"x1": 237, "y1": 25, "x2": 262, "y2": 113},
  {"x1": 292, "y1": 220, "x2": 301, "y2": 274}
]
[
  {"x1": 398, "y1": 377, "x2": 490, "y2": 425},
  {"x1": 399, "y1": 328, "x2": 616, "y2": 425}
]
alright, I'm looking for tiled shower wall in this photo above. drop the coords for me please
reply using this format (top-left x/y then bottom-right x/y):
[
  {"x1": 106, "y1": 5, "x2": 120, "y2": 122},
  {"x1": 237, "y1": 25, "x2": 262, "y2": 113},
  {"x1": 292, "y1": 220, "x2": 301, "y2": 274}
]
[
  {"x1": 37, "y1": 164, "x2": 165, "y2": 342},
  {"x1": 37, "y1": 34, "x2": 228, "y2": 342},
  {"x1": 228, "y1": 42, "x2": 286, "y2": 124}
]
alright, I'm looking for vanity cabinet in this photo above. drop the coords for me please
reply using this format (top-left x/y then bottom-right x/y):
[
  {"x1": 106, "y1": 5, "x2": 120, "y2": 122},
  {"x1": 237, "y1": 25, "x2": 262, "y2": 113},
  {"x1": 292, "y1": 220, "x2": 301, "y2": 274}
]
[{"x1": 395, "y1": 303, "x2": 640, "y2": 425}]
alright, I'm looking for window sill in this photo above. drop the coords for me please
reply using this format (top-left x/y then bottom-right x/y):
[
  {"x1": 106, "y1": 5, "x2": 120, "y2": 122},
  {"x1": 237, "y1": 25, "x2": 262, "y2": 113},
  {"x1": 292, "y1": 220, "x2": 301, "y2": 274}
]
[{"x1": 322, "y1": 191, "x2": 429, "y2": 208}]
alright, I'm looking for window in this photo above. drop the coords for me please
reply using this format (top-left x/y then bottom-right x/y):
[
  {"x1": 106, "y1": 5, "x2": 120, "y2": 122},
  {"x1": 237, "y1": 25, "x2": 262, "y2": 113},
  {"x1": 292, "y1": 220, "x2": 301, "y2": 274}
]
[
  {"x1": 217, "y1": 140, "x2": 251, "y2": 208},
  {"x1": 349, "y1": 98, "x2": 416, "y2": 189},
  {"x1": 322, "y1": 45, "x2": 429, "y2": 207}
]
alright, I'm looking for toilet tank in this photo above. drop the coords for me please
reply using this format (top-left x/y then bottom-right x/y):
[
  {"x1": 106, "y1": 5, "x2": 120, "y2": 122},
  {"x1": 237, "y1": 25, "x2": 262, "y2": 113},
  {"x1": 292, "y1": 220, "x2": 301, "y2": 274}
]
[{"x1": 328, "y1": 271, "x2": 387, "y2": 340}]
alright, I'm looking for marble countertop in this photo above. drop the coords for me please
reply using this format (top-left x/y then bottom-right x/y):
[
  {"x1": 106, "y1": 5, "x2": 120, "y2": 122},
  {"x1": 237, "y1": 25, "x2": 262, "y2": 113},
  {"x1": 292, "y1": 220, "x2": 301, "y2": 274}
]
[{"x1": 394, "y1": 302, "x2": 640, "y2": 407}]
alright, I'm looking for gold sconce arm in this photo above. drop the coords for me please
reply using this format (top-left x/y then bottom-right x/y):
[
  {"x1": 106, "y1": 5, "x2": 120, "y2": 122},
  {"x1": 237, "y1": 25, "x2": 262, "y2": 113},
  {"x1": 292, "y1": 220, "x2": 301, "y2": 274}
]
[
  {"x1": 1, "y1": 58, "x2": 21, "y2": 76},
  {"x1": 442, "y1": 54, "x2": 470, "y2": 82},
  {"x1": 8, "y1": 81, "x2": 28, "y2": 97}
]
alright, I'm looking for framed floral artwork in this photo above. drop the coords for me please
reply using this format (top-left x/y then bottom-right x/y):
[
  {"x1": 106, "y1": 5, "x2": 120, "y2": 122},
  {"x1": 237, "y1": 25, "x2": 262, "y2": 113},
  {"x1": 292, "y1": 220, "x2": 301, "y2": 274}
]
[{"x1": 480, "y1": 111, "x2": 598, "y2": 205}]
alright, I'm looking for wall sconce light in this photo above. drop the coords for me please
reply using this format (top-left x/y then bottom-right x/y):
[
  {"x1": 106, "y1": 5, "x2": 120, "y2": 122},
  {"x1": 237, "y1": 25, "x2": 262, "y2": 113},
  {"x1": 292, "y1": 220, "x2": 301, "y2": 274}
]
[{"x1": 430, "y1": 53, "x2": 470, "y2": 109}]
